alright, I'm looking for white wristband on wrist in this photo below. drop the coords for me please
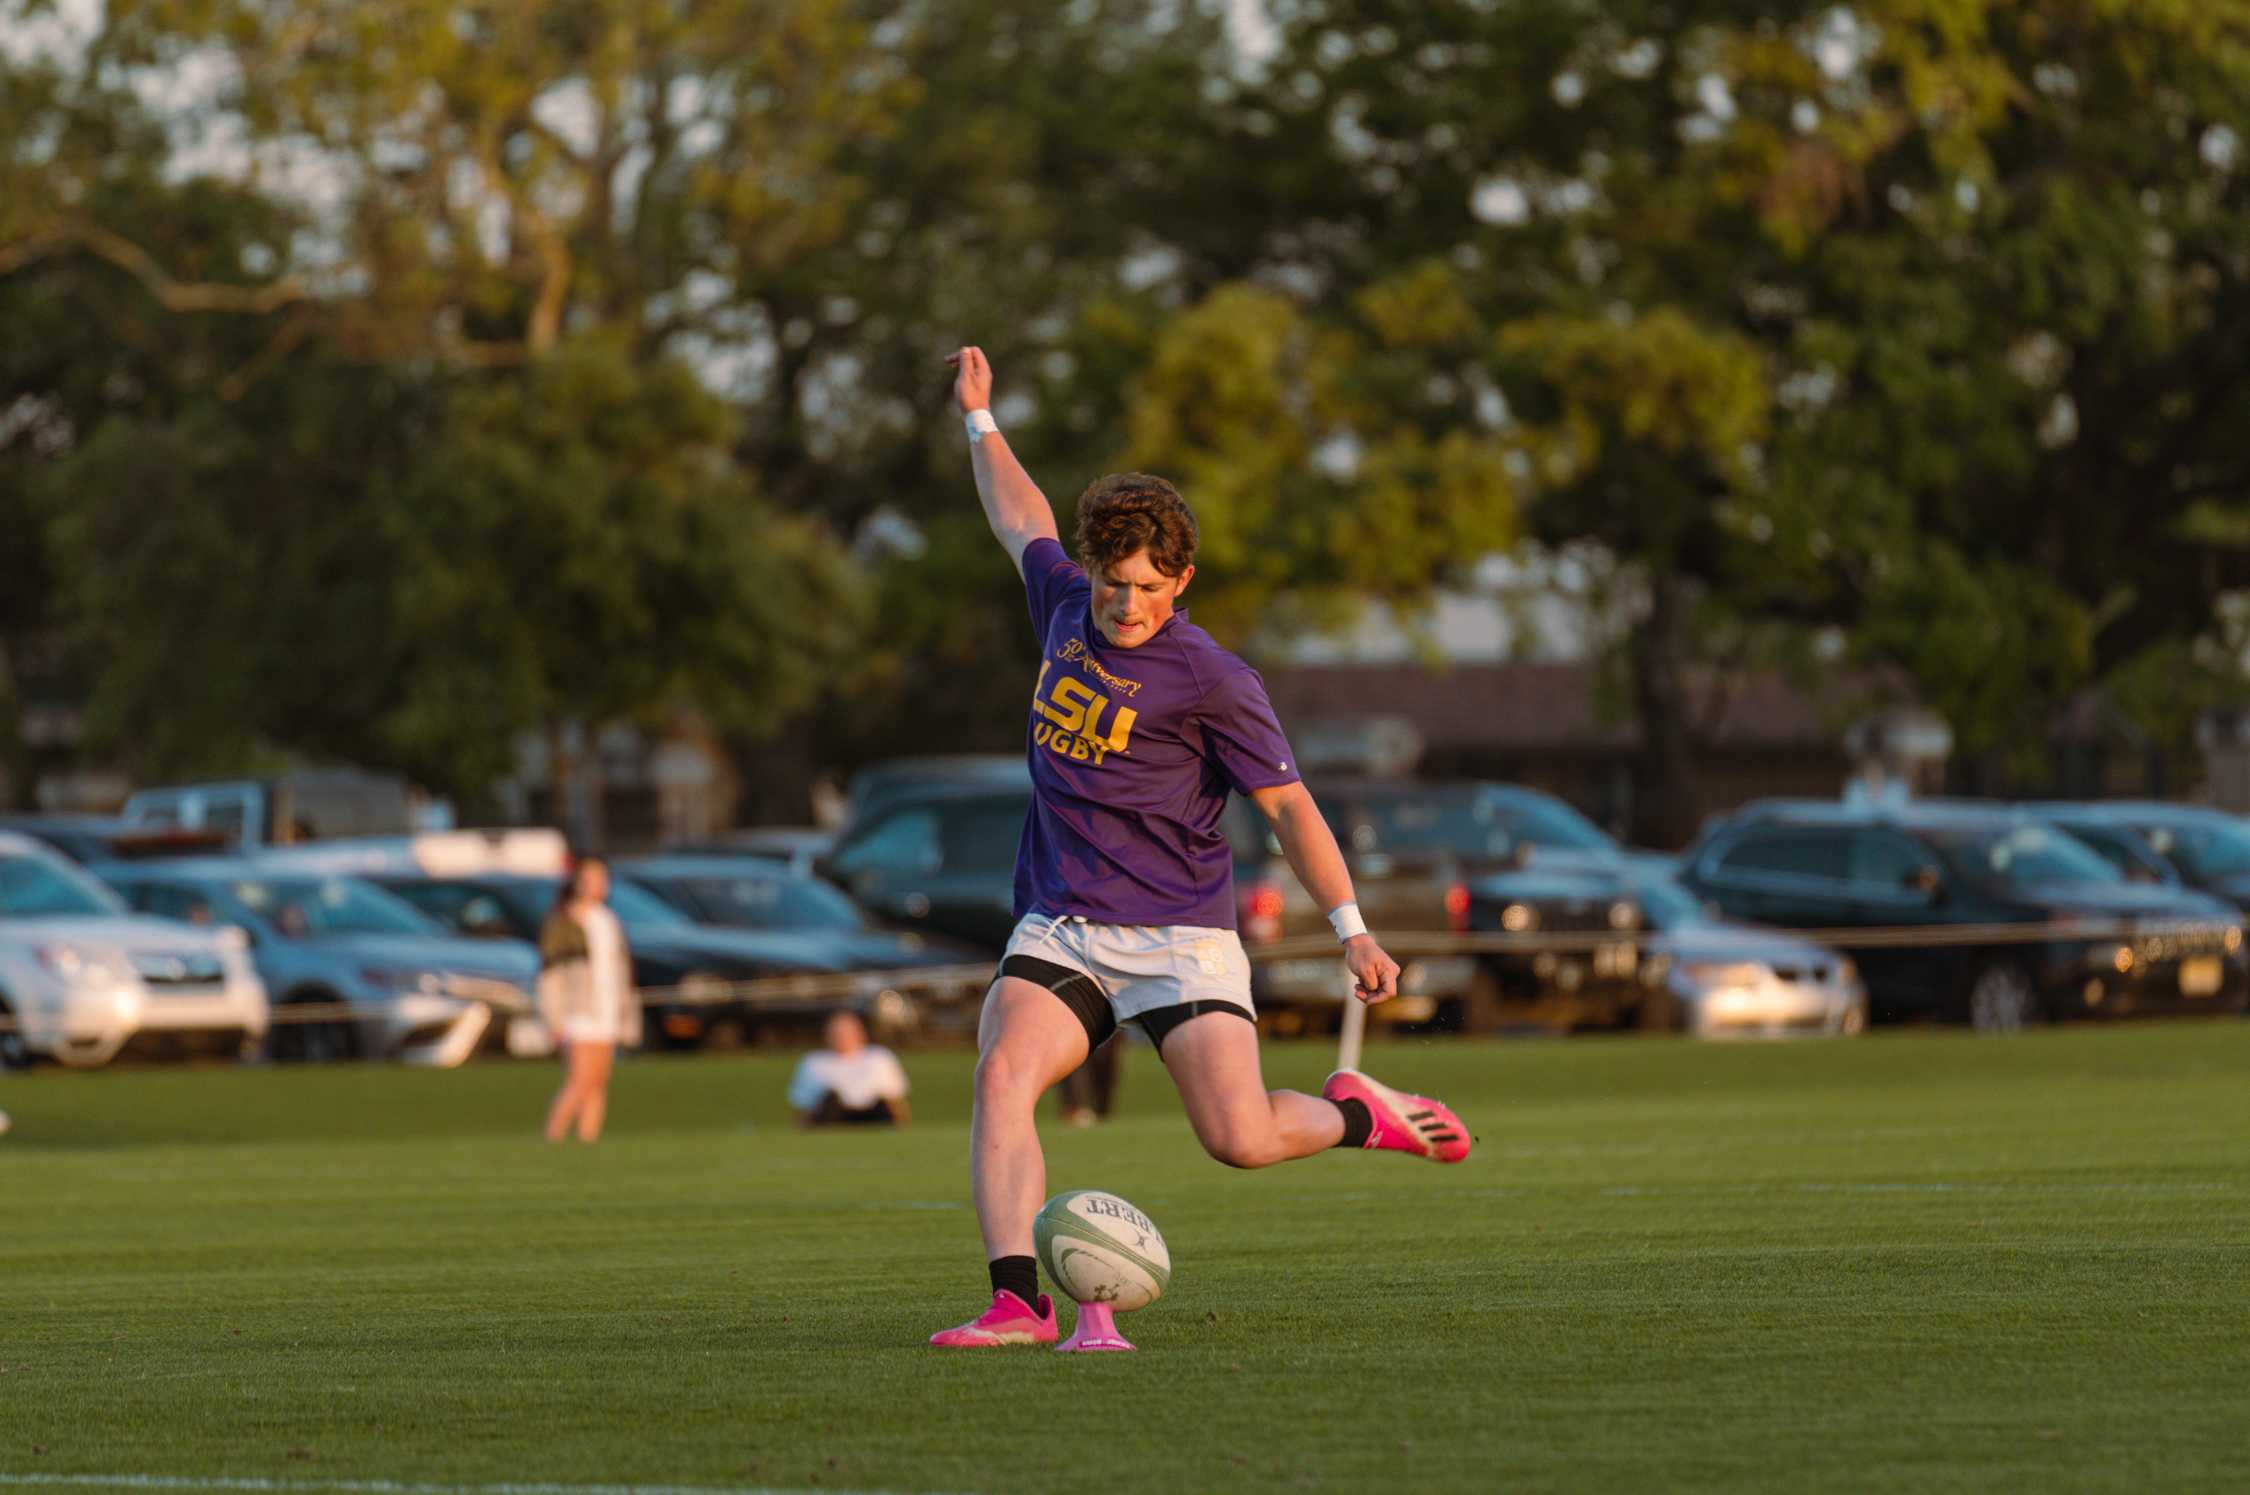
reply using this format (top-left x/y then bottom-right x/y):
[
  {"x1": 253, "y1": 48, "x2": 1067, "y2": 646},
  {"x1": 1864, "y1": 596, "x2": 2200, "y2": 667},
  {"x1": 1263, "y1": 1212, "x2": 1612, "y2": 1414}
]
[
  {"x1": 965, "y1": 408, "x2": 999, "y2": 441},
  {"x1": 1328, "y1": 903, "x2": 1368, "y2": 943}
]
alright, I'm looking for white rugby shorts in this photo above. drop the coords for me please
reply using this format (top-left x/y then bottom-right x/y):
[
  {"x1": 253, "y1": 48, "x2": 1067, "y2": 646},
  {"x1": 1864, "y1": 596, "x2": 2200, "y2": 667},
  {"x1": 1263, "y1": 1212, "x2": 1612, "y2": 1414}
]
[{"x1": 996, "y1": 912, "x2": 1255, "y2": 1048}]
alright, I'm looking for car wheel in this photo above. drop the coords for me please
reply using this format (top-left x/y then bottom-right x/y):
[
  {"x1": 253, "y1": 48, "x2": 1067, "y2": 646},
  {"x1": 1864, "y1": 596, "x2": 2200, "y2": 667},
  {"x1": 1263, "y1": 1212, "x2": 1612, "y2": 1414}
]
[
  {"x1": 1966, "y1": 961, "x2": 2041, "y2": 1034},
  {"x1": 0, "y1": 996, "x2": 35, "y2": 1070},
  {"x1": 1458, "y1": 963, "x2": 1506, "y2": 1036},
  {"x1": 1638, "y1": 984, "x2": 1678, "y2": 1035},
  {"x1": 271, "y1": 991, "x2": 363, "y2": 1063}
]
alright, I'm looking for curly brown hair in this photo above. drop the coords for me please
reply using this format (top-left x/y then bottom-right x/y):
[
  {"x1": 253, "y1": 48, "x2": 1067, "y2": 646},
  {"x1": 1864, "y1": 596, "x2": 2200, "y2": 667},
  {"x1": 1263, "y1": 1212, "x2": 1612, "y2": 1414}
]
[{"x1": 1074, "y1": 472, "x2": 1199, "y2": 577}]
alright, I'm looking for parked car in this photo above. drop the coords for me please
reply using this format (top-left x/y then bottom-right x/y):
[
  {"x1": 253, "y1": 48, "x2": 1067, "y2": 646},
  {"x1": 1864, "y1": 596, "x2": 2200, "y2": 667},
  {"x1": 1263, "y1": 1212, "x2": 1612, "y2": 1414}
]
[
  {"x1": 251, "y1": 827, "x2": 570, "y2": 880},
  {"x1": 1231, "y1": 779, "x2": 1612, "y2": 1030},
  {"x1": 372, "y1": 871, "x2": 977, "y2": 1048},
  {"x1": 1463, "y1": 861, "x2": 1866, "y2": 1036},
  {"x1": 1632, "y1": 872, "x2": 1867, "y2": 1037},
  {"x1": 661, "y1": 828, "x2": 835, "y2": 877},
  {"x1": 844, "y1": 756, "x2": 1031, "y2": 829},
  {"x1": 0, "y1": 833, "x2": 267, "y2": 1068},
  {"x1": 1676, "y1": 802, "x2": 2248, "y2": 1031},
  {"x1": 2031, "y1": 802, "x2": 2250, "y2": 906},
  {"x1": 617, "y1": 855, "x2": 989, "y2": 970},
  {"x1": 1459, "y1": 860, "x2": 1655, "y2": 1031},
  {"x1": 96, "y1": 861, "x2": 536, "y2": 1066},
  {"x1": 1246, "y1": 780, "x2": 1629, "y2": 1032},
  {"x1": 120, "y1": 769, "x2": 417, "y2": 852},
  {"x1": 819, "y1": 783, "x2": 1030, "y2": 950},
  {"x1": 0, "y1": 814, "x2": 232, "y2": 865}
]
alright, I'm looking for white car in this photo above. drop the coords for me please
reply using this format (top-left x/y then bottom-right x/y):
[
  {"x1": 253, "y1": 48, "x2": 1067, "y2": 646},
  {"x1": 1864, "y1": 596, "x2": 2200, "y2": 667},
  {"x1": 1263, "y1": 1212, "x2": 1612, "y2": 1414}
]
[
  {"x1": 1634, "y1": 874, "x2": 1868, "y2": 1038},
  {"x1": 0, "y1": 832, "x2": 268, "y2": 1067}
]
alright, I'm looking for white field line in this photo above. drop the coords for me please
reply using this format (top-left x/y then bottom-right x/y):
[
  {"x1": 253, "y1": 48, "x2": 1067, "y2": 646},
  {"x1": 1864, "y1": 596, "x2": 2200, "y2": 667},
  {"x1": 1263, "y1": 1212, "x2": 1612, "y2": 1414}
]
[
  {"x1": 0, "y1": 1477, "x2": 968, "y2": 1495},
  {"x1": 1582, "y1": 1180, "x2": 2234, "y2": 1198}
]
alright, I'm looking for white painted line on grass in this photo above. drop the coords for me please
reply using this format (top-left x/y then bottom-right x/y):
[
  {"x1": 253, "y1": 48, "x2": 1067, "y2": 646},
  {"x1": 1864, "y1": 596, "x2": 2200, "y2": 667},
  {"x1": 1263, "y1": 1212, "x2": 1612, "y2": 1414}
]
[{"x1": 0, "y1": 1476, "x2": 964, "y2": 1495}]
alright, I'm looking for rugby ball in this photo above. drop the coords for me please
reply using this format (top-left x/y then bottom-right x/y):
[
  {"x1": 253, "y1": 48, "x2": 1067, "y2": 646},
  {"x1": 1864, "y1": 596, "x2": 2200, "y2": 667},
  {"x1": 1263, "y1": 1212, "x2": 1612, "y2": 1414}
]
[{"x1": 1034, "y1": 1189, "x2": 1171, "y2": 1310}]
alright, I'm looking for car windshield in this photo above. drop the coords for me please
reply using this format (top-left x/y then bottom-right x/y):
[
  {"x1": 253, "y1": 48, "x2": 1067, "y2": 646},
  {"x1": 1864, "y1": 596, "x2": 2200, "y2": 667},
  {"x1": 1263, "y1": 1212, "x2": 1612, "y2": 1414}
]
[
  {"x1": 1630, "y1": 876, "x2": 1710, "y2": 930},
  {"x1": 0, "y1": 852, "x2": 127, "y2": 917},
  {"x1": 2137, "y1": 818, "x2": 2250, "y2": 880},
  {"x1": 2052, "y1": 823, "x2": 2174, "y2": 883},
  {"x1": 232, "y1": 877, "x2": 440, "y2": 937},
  {"x1": 1321, "y1": 787, "x2": 1611, "y2": 861},
  {"x1": 604, "y1": 880, "x2": 695, "y2": 930},
  {"x1": 659, "y1": 873, "x2": 867, "y2": 931},
  {"x1": 1926, "y1": 824, "x2": 2121, "y2": 887},
  {"x1": 1323, "y1": 790, "x2": 1498, "y2": 858},
  {"x1": 1496, "y1": 795, "x2": 1614, "y2": 853}
]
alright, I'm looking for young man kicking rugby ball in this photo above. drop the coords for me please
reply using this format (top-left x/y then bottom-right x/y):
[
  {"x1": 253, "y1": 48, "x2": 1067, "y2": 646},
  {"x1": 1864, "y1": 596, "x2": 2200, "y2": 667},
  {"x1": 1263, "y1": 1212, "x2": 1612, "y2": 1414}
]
[{"x1": 931, "y1": 346, "x2": 1472, "y2": 1348}]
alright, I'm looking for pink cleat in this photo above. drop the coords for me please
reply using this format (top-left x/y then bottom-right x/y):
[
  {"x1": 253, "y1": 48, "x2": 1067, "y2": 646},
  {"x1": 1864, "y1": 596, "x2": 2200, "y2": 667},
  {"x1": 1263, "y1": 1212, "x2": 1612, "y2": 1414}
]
[
  {"x1": 928, "y1": 1289, "x2": 1059, "y2": 1347},
  {"x1": 1323, "y1": 1069, "x2": 1473, "y2": 1163}
]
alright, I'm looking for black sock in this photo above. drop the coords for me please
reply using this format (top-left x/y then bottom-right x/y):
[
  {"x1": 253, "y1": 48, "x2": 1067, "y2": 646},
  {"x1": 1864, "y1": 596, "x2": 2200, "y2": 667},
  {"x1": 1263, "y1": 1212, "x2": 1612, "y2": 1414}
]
[
  {"x1": 1333, "y1": 1097, "x2": 1374, "y2": 1149},
  {"x1": 988, "y1": 1255, "x2": 1040, "y2": 1307}
]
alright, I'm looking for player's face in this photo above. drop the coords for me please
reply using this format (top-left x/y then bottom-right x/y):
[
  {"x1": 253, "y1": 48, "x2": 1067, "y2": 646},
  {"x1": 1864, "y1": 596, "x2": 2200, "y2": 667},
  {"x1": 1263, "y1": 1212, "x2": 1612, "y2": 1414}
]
[
  {"x1": 1092, "y1": 548, "x2": 1193, "y2": 649},
  {"x1": 825, "y1": 1011, "x2": 867, "y2": 1055}
]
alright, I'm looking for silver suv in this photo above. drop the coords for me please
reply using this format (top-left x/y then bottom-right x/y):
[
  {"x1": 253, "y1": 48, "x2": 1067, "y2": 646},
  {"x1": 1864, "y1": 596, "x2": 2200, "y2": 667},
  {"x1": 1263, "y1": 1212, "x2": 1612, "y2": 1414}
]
[{"x1": 0, "y1": 833, "x2": 267, "y2": 1067}]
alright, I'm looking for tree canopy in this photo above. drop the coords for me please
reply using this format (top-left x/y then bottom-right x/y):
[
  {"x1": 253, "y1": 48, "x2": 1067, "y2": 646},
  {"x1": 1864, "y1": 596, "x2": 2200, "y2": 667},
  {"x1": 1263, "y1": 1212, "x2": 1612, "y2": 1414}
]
[{"x1": 6, "y1": 0, "x2": 2250, "y2": 834}]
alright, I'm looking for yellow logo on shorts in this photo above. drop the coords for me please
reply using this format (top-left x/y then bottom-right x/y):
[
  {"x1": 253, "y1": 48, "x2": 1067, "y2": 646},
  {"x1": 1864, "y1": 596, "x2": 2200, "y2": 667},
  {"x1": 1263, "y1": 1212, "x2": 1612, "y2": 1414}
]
[{"x1": 1191, "y1": 938, "x2": 1227, "y2": 977}]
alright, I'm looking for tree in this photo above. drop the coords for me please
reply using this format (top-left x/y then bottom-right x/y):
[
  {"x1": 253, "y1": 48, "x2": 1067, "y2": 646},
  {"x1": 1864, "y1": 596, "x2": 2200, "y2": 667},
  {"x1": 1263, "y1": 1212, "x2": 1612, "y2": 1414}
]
[
  {"x1": 1195, "y1": 0, "x2": 2250, "y2": 833},
  {"x1": 4, "y1": 0, "x2": 1253, "y2": 810},
  {"x1": 3, "y1": 0, "x2": 884, "y2": 812},
  {"x1": 1, "y1": 47, "x2": 362, "y2": 794},
  {"x1": 382, "y1": 335, "x2": 864, "y2": 826}
]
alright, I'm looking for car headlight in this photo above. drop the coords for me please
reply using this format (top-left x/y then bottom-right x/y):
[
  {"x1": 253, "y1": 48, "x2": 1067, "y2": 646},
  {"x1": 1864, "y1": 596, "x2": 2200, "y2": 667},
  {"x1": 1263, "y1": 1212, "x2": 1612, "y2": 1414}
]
[
  {"x1": 1679, "y1": 961, "x2": 1770, "y2": 990},
  {"x1": 35, "y1": 943, "x2": 137, "y2": 988},
  {"x1": 2227, "y1": 926, "x2": 2244, "y2": 955},
  {"x1": 1607, "y1": 900, "x2": 1640, "y2": 930},
  {"x1": 1500, "y1": 902, "x2": 1538, "y2": 932}
]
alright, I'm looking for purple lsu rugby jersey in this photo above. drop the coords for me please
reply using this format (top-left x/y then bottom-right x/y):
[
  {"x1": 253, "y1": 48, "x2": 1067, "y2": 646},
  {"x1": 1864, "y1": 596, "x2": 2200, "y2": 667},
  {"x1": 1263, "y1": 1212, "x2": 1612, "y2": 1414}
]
[{"x1": 1012, "y1": 536, "x2": 1300, "y2": 930}]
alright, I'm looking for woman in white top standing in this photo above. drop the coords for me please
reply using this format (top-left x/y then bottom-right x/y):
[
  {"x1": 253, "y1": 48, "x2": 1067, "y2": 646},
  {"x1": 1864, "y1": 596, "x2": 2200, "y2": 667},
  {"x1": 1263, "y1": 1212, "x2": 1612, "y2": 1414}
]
[{"x1": 537, "y1": 857, "x2": 639, "y2": 1143}]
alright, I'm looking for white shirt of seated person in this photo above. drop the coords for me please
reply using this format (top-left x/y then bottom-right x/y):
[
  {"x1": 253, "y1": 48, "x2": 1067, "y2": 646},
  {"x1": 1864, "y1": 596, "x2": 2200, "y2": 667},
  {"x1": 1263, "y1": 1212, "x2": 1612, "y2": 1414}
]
[{"x1": 788, "y1": 1013, "x2": 909, "y2": 1113}]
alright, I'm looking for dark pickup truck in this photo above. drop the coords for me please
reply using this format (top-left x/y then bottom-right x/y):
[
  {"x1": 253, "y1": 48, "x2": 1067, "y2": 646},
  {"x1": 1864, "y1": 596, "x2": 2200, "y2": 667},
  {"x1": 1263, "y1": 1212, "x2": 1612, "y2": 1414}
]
[{"x1": 1233, "y1": 779, "x2": 1625, "y2": 1032}]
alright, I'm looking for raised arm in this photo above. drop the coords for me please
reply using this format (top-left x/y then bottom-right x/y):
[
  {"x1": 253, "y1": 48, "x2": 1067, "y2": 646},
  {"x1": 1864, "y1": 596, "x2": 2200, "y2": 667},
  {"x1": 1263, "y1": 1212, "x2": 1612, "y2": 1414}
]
[{"x1": 949, "y1": 345, "x2": 1059, "y2": 574}]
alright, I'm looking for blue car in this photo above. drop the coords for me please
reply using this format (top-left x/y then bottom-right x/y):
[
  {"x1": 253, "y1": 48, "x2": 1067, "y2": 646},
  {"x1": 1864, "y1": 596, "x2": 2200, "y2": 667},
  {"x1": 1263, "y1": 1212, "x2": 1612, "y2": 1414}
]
[{"x1": 96, "y1": 859, "x2": 539, "y2": 1065}]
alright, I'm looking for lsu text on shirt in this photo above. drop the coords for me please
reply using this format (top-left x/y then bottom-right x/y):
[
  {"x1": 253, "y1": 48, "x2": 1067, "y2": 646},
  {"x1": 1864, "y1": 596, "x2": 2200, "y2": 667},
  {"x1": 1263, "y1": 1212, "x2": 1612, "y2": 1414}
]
[{"x1": 1013, "y1": 536, "x2": 1300, "y2": 929}]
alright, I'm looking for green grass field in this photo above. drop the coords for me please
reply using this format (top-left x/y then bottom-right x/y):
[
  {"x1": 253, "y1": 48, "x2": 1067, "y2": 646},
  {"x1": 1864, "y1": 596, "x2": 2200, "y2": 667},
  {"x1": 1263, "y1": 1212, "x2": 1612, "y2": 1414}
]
[{"x1": 4, "y1": 1023, "x2": 2248, "y2": 1494}]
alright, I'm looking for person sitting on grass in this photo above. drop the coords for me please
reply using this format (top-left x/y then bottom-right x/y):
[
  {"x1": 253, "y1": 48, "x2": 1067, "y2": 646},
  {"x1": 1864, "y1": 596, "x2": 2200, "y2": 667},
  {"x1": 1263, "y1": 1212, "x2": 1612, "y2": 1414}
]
[{"x1": 789, "y1": 1009, "x2": 911, "y2": 1128}]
